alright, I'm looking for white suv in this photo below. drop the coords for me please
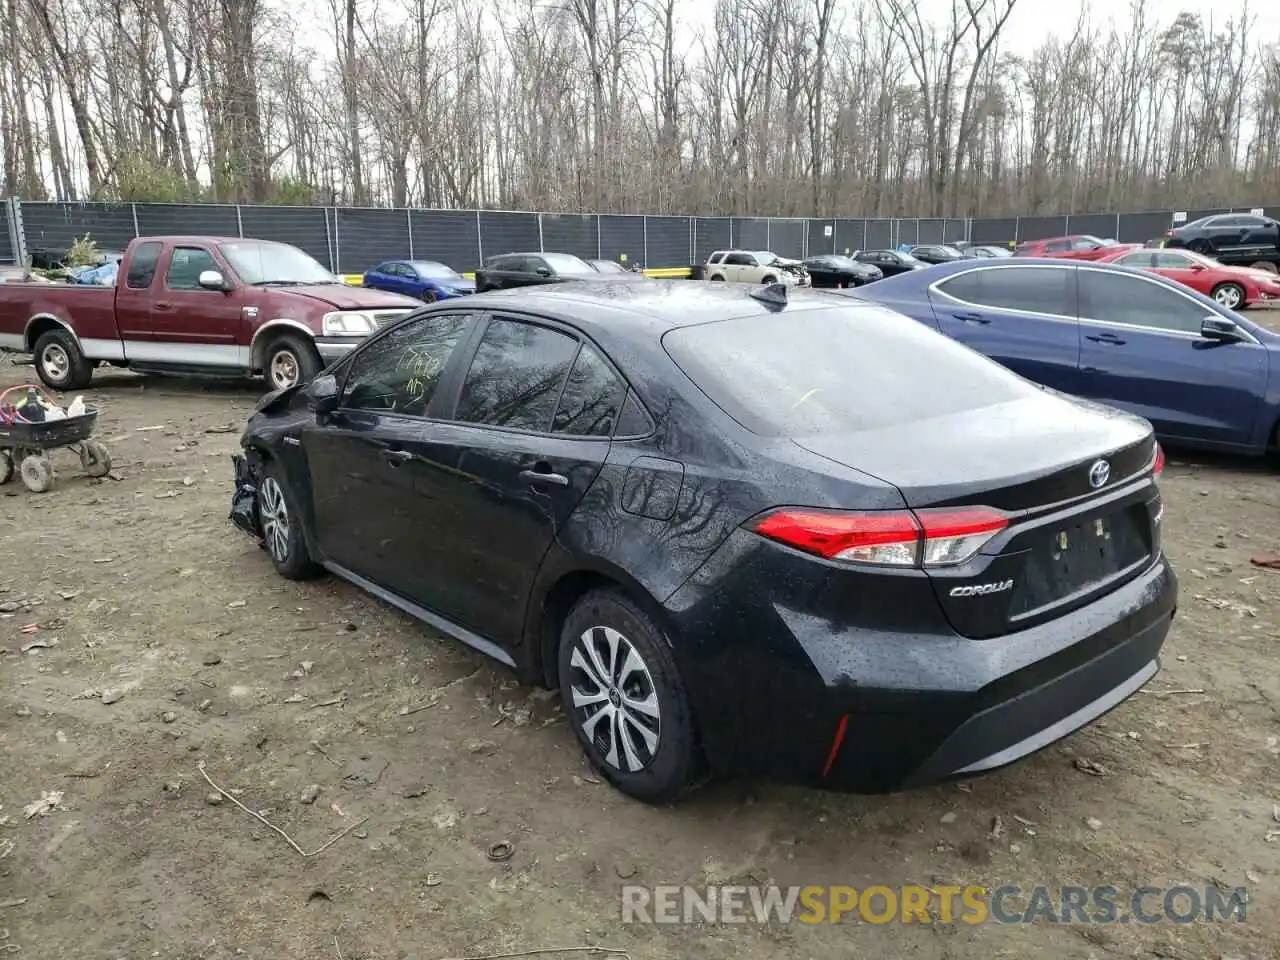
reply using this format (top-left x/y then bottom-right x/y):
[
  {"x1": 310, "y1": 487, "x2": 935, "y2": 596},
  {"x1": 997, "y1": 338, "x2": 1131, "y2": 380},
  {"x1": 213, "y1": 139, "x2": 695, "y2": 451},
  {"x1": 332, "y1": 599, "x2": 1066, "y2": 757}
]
[{"x1": 705, "y1": 250, "x2": 808, "y2": 285}]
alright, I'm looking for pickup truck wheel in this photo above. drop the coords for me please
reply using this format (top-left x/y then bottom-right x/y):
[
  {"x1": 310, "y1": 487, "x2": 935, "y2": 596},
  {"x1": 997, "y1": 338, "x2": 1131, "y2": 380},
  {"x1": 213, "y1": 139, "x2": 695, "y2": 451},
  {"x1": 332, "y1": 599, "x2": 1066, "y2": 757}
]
[
  {"x1": 265, "y1": 335, "x2": 322, "y2": 391},
  {"x1": 33, "y1": 329, "x2": 92, "y2": 392}
]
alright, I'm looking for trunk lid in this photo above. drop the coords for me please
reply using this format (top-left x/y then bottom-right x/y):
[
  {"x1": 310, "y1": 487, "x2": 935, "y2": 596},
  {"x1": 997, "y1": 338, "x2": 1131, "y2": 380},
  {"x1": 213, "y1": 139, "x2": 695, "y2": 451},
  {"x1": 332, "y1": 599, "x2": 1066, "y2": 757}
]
[{"x1": 793, "y1": 390, "x2": 1161, "y2": 639}]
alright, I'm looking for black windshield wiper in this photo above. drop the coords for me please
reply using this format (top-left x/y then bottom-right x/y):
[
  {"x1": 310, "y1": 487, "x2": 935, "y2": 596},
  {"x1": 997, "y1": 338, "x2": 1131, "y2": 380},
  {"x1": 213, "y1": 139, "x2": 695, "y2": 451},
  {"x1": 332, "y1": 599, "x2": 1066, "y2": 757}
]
[{"x1": 248, "y1": 279, "x2": 305, "y2": 287}]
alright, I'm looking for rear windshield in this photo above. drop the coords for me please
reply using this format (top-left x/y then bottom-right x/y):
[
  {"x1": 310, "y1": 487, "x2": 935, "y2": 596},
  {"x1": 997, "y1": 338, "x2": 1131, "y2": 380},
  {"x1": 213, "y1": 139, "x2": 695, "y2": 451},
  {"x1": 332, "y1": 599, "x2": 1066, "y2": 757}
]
[{"x1": 662, "y1": 305, "x2": 1033, "y2": 437}]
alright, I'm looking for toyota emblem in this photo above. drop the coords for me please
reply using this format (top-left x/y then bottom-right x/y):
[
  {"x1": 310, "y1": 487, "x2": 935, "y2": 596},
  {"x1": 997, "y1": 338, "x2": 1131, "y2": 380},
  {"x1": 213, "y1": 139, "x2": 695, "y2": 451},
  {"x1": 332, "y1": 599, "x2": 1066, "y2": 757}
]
[{"x1": 1088, "y1": 459, "x2": 1111, "y2": 489}]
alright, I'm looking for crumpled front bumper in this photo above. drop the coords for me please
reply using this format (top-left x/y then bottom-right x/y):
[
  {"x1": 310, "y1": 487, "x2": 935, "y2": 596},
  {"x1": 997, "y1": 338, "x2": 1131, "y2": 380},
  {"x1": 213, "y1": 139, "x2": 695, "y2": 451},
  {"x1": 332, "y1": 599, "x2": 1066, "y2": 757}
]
[{"x1": 229, "y1": 454, "x2": 263, "y2": 540}]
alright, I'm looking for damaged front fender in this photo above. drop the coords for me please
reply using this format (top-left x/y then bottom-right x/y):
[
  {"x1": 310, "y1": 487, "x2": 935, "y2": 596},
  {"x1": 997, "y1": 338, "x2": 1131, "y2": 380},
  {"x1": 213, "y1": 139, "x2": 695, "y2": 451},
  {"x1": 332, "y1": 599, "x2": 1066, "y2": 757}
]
[{"x1": 229, "y1": 452, "x2": 265, "y2": 541}]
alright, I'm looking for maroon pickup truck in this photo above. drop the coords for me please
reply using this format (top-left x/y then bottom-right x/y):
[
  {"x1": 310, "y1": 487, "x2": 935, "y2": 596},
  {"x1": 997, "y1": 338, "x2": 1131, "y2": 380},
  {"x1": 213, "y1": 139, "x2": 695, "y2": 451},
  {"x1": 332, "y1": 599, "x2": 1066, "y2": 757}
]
[{"x1": 0, "y1": 236, "x2": 420, "y2": 391}]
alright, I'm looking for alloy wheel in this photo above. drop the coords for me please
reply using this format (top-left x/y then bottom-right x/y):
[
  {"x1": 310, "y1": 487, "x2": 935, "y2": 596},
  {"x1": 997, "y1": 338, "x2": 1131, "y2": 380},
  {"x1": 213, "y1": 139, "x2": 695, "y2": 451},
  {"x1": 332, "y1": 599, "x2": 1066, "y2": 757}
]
[
  {"x1": 259, "y1": 476, "x2": 290, "y2": 562},
  {"x1": 41, "y1": 343, "x2": 69, "y2": 383},
  {"x1": 1215, "y1": 286, "x2": 1243, "y2": 309},
  {"x1": 569, "y1": 625, "x2": 661, "y2": 773}
]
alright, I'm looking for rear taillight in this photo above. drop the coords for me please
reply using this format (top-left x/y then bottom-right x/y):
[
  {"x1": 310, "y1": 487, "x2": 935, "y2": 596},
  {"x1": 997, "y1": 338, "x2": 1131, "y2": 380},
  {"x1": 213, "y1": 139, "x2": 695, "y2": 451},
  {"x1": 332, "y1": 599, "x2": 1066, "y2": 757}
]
[
  {"x1": 1152, "y1": 443, "x2": 1165, "y2": 476},
  {"x1": 751, "y1": 506, "x2": 1008, "y2": 568}
]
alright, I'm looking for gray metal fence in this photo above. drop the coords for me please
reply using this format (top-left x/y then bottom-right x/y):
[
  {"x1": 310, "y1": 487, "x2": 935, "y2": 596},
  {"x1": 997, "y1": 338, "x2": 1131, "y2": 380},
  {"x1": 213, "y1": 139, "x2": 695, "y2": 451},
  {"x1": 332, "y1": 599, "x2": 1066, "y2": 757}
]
[{"x1": 5, "y1": 199, "x2": 1279, "y2": 272}]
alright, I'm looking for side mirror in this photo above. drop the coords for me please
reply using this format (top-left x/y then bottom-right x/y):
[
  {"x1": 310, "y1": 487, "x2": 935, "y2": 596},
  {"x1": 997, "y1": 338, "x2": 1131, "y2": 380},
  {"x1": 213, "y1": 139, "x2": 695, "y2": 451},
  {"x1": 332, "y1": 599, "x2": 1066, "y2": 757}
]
[
  {"x1": 535, "y1": 267, "x2": 551, "y2": 278},
  {"x1": 198, "y1": 269, "x2": 229, "y2": 292},
  {"x1": 1200, "y1": 316, "x2": 1246, "y2": 342},
  {"x1": 304, "y1": 373, "x2": 340, "y2": 413}
]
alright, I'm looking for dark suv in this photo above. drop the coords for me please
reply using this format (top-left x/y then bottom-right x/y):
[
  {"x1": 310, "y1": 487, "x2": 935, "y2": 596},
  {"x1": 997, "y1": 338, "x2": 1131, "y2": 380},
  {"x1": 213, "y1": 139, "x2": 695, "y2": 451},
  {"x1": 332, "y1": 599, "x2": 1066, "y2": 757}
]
[{"x1": 475, "y1": 252, "x2": 613, "y2": 292}]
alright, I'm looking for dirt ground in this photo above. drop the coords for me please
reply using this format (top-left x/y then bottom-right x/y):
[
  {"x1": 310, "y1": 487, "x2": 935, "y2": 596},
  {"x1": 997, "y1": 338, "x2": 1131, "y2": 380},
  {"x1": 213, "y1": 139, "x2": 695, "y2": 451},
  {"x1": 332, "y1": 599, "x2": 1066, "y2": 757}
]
[{"x1": 0, "y1": 357, "x2": 1277, "y2": 960}]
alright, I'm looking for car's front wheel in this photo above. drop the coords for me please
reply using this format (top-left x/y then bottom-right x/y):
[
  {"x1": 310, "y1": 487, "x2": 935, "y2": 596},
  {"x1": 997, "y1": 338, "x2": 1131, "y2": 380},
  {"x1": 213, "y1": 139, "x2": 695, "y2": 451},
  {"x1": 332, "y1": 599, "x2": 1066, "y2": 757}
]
[
  {"x1": 558, "y1": 590, "x2": 700, "y2": 803},
  {"x1": 264, "y1": 335, "x2": 323, "y2": 391},
  {"x1": 258, "y1": 460, "x2": 321, "y2": 580}
]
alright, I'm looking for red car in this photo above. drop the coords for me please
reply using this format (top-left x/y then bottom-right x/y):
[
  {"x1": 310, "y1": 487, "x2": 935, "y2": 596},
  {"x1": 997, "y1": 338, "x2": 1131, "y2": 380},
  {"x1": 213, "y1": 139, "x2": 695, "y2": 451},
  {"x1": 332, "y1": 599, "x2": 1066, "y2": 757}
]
[
  {"x1": 1013, "y1": 235, "x2": 1140, "y2": 261},
  {"x1": 1096, "y1": 247, "x2": 1280, "y2": 311}
]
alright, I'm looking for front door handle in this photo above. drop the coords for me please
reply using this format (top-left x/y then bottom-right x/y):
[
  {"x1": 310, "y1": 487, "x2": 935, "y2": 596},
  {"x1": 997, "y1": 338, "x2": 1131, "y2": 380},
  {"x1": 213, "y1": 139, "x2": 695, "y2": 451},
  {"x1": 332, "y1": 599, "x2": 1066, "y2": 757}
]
[
  {"x1": 380, "y1": 448, "x2": 413, "y2": 466},
  {"x1": 519, "y1": 466, "x2": 569, "y2": 487},
  {"x1": 952, "y1": 311, "x2": 990, "y2": 324},
  {"x1": 154, "y1": 301, "x2": 172, "y2": 310},
  {"x1": 1086, "y1": 332, "x2": 1126, "y2": 345}
]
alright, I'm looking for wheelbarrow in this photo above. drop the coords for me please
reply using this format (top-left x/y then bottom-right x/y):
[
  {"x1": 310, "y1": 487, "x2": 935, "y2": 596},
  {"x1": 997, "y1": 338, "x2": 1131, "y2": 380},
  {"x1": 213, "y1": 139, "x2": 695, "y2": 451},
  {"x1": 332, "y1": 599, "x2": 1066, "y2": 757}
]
[{"x1": 0, "y1": 389, "x2": 111, "y2": 493}]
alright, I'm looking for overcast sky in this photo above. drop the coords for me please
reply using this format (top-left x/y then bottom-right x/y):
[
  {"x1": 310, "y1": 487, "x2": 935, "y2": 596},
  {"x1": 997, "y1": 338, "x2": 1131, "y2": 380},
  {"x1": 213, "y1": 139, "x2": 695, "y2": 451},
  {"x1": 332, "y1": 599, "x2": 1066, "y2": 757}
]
[{"x1": 667, "y1": 0, "x2": 1280, "y2": 55}]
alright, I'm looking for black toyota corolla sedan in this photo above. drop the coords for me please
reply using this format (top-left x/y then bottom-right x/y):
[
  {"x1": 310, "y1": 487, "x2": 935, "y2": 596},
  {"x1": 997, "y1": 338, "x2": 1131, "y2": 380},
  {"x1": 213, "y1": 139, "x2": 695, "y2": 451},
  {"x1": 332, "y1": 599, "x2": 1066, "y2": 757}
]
[{"x1": 229, "y1": 281, "x2": 1177, "y2": 803}]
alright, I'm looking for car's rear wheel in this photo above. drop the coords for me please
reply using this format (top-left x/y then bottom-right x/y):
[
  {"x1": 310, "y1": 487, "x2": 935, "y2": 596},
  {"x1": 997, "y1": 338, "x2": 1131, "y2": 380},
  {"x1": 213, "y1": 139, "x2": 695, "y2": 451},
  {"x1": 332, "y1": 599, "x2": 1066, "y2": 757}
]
[
  {"x1": 1250, "y1": 260, "x2": 1279, "y2": 275},
  {"x1": 258, "y1": 460, "x2": 321, "y2": 580},
  {"x1": 33, "y1": 329, "x2": 92, "y2": 391},
  {"x1": 1188, "y1": 239, "x2": 1212, "y2": 255},
  {"x1": 1212, "y1": 282, "x2": 1246, "y2": 310},
  {"x1": 264, "y1": 335, "x2": 322, "y2": 391},
  {"x1": 558, "y1": 590, "x2": 699, "y2": 803}
]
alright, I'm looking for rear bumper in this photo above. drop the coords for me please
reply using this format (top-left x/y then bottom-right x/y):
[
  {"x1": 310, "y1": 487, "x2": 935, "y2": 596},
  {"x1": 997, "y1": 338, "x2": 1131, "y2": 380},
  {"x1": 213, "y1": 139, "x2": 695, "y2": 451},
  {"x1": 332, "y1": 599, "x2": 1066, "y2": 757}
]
[{"x1": 666, "y1": 533, "x2": 1177, "y2": 793}]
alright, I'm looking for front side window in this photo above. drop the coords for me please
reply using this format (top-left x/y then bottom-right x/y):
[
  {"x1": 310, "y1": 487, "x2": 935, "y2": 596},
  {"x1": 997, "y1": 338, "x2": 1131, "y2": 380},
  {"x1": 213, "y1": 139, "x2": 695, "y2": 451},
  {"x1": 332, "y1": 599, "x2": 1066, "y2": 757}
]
[
  {"x1": 1080, "y1": 271, "x2": 1210, "y2": 334},
  {"x1": 127, "y1": 242, "x2": 162, "y2": 289},
  {"x1": 342, "y1": 314, "x2": 475, "y2": 415},
  {"x1": 165, "y1": 247, "x2": 219, "y2": 291},
  {"x1": 455, "y1": 319, "x2": 578, "y2": 431}
]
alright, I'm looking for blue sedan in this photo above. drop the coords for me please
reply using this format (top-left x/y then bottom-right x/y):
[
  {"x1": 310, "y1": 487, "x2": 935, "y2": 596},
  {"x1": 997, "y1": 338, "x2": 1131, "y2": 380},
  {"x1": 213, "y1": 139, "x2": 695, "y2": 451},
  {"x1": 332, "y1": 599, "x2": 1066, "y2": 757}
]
[
  {"x1": 362, "y1": 260, "x2": 475, "y2": 301},
  {"x1": 852, "y1": 257, "x2": 1280, "y2": 456}
]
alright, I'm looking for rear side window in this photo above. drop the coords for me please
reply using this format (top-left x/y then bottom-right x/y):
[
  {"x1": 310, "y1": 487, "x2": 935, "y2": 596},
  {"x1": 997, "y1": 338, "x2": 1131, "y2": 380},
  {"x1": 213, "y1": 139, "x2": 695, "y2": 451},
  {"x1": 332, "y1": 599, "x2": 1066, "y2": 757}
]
[
  {"x1": 126, "y1": 242, "x2": 162, "y2": 289},
  {"x1": 552, "y1": 343, "x2": 628, "y2": 437},
  {"x1": 936, "y1": 266, "x2": 1073, "y2": 317},
  {"x1": 456, "y1": 319, "x2": 577, "y2": 431},
  {"x1": 662, "y1": 306, "x2": 1032, "y2": 438}
]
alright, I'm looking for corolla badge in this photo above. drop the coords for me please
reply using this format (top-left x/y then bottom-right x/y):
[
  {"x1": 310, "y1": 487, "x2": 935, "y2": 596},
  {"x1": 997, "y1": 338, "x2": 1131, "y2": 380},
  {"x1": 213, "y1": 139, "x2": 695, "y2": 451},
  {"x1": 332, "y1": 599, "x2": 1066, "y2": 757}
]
[{"x1": 1088, "y1": 459, "x2": 1111, "y2": 489}]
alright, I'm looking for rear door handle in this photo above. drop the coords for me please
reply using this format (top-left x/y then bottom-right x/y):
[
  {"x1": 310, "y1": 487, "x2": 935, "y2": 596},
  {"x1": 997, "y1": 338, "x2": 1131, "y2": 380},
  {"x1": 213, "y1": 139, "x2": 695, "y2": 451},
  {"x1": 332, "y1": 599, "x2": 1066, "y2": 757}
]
[
  {"x1": 952, "y1": 311, "x2": 990, "y2": 324},
  {"x1": 519, "y1": 466, "x2": 569, "y2": 487},
  {"x1": 380, "y1": 447, "x2": 413, "y2": 466},
  {"x1": 1086, "y1": 332, "x2": 1126, "y2": 345}
]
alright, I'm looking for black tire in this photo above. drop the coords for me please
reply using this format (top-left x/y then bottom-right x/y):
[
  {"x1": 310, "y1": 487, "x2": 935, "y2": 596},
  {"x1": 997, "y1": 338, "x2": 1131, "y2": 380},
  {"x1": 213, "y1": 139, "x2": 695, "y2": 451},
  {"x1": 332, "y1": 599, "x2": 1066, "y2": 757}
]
[
  {"x1": 1188, "y1": 239, "x2": 1212, "y2": 255},
  {"x1": 32, "y1": 328, "x2": 92, "y2": 391},
  {"x1": 1250, "y1": 260, "x2": 1279, "y2": 275},
  {"x1": 558, "y1": 589, "x2": 700, "y2": 804},
  {"x1": 258, "y1": 458, "x2": 321, "y2": 580},
  {"x1": 0, "y1": 451, "x2": 12, "y2": 485},
  {"x1": 708, "y1": 274, "x2": 725, "y2": 282},
  {"x1": 420, "y1": 289, "x2": 438, "y2": 303},
  {"x1": 264, "y1": 335, "x2": 323, "y2": 391},
  {"x1": 761, "y1": 275, "x2": 778, "y2": 284},
  {"x1": 1211, "y1": 282, "x2": 1246, "y2": 310}
]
